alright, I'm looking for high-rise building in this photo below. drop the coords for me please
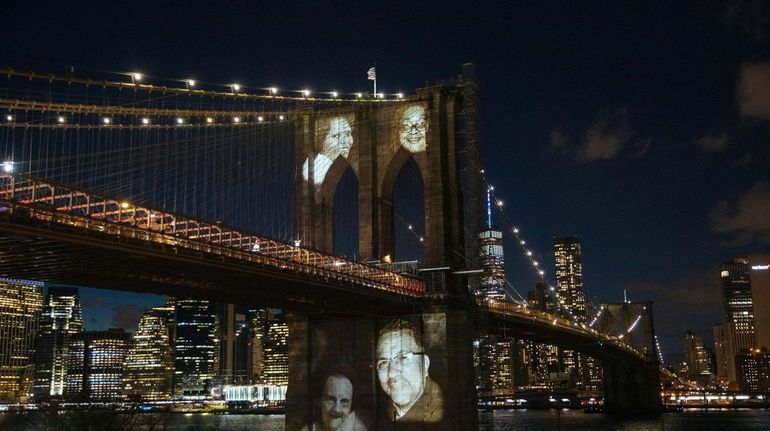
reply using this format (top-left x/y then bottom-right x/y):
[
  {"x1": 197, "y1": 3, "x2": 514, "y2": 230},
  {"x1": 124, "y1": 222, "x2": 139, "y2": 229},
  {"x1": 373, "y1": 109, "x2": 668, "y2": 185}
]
[
  {"x1": 683, "y1": 331, "x2": 712, "y2": 377},
  {"x1": 713, "y1": 322, "x2": 737, "y2": 387},
  {"x1": 262, "y1": 310, "x2": 288, "y2": 386},
  {"x1": 477, "y1": 190, "x2": 506, "y2": 301},
  {"x1": 216, "y1": 303, "x2": 236, "y2": 385},
  {"x1": 248, "y1": 308, "x2": 267, "y2": 383},
  {"x1": 174, "y1": 299, "x2": 219, "y2": 399},
  {"x1": 67, "y1": 329, "x2": 131, "y2": 401},
  {"x1": 554, "y1": 236, "x2": 586, "y2": 320},
  {"x1": 123, "y1": 307, "x2": 174, "y2": 401},
  {"x1": 0, "y1": 278, "x2": 43, "y2": 402},
  {"x1": 720, "y1": 258, "x2": 756, "y2": 351},
  {"x1": 736, "y1": 348, "x2": 770, "y2": 393},
  {"x1": 32, "y1": 287, "x2": 83, "y2": 400},
  {"x1": 749, "y1": 256, "x2": 770, "y2": 349}
]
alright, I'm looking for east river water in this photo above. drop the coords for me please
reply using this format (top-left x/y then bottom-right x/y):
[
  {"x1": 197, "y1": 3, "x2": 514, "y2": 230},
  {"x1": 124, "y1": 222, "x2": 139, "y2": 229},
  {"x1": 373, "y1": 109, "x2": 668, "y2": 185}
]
[{"x1": 3, "y1": 409, "x2": 770, "y2": 430}]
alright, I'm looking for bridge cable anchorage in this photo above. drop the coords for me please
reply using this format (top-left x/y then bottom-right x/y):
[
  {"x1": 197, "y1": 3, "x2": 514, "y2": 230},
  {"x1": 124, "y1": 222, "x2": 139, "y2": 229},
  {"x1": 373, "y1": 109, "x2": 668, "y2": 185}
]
[
  {"x1": 0, "y1": 68, "x2": 421, "y2": 103},
  {"x1": 478, "y1": 168, "x2": 579, "y2": 321}
]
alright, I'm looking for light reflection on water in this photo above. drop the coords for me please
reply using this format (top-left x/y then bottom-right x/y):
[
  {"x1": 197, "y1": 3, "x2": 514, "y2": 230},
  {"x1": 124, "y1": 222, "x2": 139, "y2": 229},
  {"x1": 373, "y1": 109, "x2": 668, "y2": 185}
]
[{"x1": 3, "y1": 409, "x2": 770, "y2": 430}]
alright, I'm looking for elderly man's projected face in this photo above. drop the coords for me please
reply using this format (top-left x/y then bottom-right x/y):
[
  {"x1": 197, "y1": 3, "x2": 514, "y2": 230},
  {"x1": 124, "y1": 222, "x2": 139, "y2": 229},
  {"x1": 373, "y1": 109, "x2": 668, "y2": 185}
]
[
  {"x1": 399, "y1": 105, "x2": 426, "y2": 153},
  {"x1": 323, "y1": 116, "x2": 353, "y2": 160},
  {"x1": 320, "y1": 374, "x2": 354, "y2": 431},
  {"x1": 376, "y1": 329, "x2": 429, "y2": 412}
]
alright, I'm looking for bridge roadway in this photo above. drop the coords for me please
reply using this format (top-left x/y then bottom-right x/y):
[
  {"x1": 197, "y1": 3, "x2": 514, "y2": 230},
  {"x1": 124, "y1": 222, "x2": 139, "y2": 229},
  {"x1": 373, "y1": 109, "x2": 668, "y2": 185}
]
[{"x1": 0, "y1": 174, "x2": 651, "y2": 368}]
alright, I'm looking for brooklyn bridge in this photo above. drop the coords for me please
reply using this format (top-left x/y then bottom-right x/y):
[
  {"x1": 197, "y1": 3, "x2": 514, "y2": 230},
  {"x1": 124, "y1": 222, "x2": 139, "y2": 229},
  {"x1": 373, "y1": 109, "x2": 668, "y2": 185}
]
[{"x1": 0, "y1": 65, "x2": 662, "y2": 430}]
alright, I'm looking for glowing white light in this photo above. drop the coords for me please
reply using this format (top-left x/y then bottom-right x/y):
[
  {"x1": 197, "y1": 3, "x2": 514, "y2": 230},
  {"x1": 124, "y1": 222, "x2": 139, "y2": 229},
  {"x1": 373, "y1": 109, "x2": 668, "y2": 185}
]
[
  {"x1": 497, "y1": 200, "x2": 503, "y2": 207},
  {"x1": 233, "y1": 117, "x2": 241, "y2": 123},
  {"x1": 513, "y1": 227, "x2": 519, "y2": 233},
  {"x1": 176, "y1": 117, "x2": 184, "y2": 125},
  {"x1": 258, "y1": 116, "x2": 264, "y2": 122},
  {"x1": 120, "y1": 201, "x2": 130, "y2": 209},
  {"x1": 721, "y1": 270, "x2": 729, "y2": 277},
  {"x1": 331, "y1": 91, "x2": 338, "y2": 98},
  {"x1": 269, "y1": 87, "x2": 278, "y2": 95},
  {"x1": 132, "y1": 72, "x2": 142, "y2": 82},
  {"x1": 408, "y1": 224, "x2": 413, "y2": 230},
  {"x1": 2, "y1": 160, "x2": 14, "y2": 173},
  {"x1": 251, "y1": 243, "x2": 261, "y2": 252},
  {"x1": 520, "y1": 240, "x2": 525, "y2": 245},
  {"x1": 5, "y1": 115, "x2": 12, "y2": 122},
  {"x1": 489, "y1": 186, "x2": 494, "y2": 191},
  {"x1": 533, "y1": 261, "x2": 538, "y2": 266},
  {"x1": 480, "y1": 169, "x2": 485, "y2": 173},
  {"x1": 187, "y1": 79, "x2": 196, "y2": 87},
  {"x1": 206, "y1": 117, "x2": 213, "y2": 124},
  {"x1": 302, "y1": 89, "x2": 311, "y2": 97},
  {"x1": 539, "y1": 270, "x2": 545, "y2": 275},
  {"x1": 526, "y1": 251, "x2": 532, "y2": 256},
  {"x1": 279, "y1": 115, "x2": 285, "y2": 121},
  {"x1": 57, "y1": 116, "x2": 65, "y2": 123},
  {"x1": 293, "y1": 239, "x2": 301, "y2": 247},
  {"x1": 377, "y1": 93, "x2": 384, "y2": 99},
  {"x1": 419, "y1": 237, "x2": 425, "y2": 242},
  {"x1": 356, "y1": 93, "x2": 362, "y2": 98},
  {"x1": 141, "y1": 117, "x2": 150, "y2": 125},
  {"x1": 397, "y1": 93, "x2": 403, "y2": 99},
  {"x1": 102, "y1": 117, "x2": 111, "y2": 124},
  {"x1": 232, "y1": 84, "x2": 241, "y2": 92},
  {"x1": 752, "y1": 265, "x2": 769, "y2": 271}
]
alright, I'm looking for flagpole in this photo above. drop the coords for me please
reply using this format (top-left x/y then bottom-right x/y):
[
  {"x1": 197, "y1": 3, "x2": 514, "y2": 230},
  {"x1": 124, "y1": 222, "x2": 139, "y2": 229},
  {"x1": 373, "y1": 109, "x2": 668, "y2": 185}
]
[{"x1": 373, "y1": 74, "x2": 377, "y2": 96}]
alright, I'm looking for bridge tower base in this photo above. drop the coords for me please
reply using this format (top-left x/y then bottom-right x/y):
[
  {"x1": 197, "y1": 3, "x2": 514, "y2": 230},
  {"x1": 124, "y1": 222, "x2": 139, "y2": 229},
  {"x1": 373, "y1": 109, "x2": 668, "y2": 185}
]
[{"x1": 603, "y1": 361, "x2": 662, "y2": 416}]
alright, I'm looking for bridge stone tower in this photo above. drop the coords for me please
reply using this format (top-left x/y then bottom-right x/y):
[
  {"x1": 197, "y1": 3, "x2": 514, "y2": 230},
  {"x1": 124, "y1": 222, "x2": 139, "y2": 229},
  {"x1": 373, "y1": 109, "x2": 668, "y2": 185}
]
[{"x1": 289, "y1": 65, "x2": 483, "y2": 430}]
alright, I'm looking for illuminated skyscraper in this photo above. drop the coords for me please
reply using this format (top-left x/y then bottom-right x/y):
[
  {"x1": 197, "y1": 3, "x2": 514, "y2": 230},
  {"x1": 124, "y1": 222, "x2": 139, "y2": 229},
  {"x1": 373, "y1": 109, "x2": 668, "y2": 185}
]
[
  {"x1": 0, "y1": 278, "x2": 43, "y2": 401},
  {"x1": 123, "y1": 307, "x2": 174, "y2": 401},
  {"x1": 713, "y1": 322, "x2": 737, "y2": 387},
  {"x1": 683, "y1": 330, "x2": 712, "y2": 377},
  {"x1": 749, "y1": 256, "x2": 770, "y2": 350},
  {"x1": 736, "y1": 348, "x2": 770, "y2": 393},
  {"x1": 248, "y1": 308, "x2": 267, "y2": 383},
  {"x1": 262, "y1": 310, "x2": 288, "y2": 386},
  {"x1": 67, "y1": 329, "x2": 131, "y2": 401},
  {"x1": 32, "y1": 287, "x2": 83, "y2": 400},
  {"x1": 174, "y1": 299, "x2": 219, "y2": 399},
  {"x1": 554, "y1": 236, "x2": 586, "y2": 320},
  {"x1": 477, "y1": 189, "x2": 506, "y2": 301},
  {"x1": 720, "y1": 258, "x2": 756, "y2": 351}
]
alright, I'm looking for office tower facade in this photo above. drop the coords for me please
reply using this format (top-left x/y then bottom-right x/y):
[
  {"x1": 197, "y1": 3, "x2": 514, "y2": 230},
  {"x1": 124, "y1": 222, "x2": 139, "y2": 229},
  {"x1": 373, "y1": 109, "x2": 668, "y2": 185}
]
[
  {"x1": 67, "y1": 329, "x2": 131, "y2": 400},
  {"x1": 683, "y1": 331, "x2": 712, "y2": 377},
  {"x1": 217, "y1": 303, "x2": 236, "y2": 385},
  {"x1": 713, "y1": 322, "x2": 737, "y2": 387},
  {"x1": 749, "y1": 256, "x2": 770, "y2": 349},
  {"x1": 174, "y1": 299, "x2": 219, "y2": 399},
  {"x1": 554, "y1": 236, "x2": 587, "y2": 320},
  {"x1": 32, "y1": 287, "x2": 83, "y2": 400},
  {"x1": 720, "y1": 258, "x2": 756, "y2": 351},
  {"x1": 736, "y1": 348, "x2": 770, "y2": 393},
  {"x1": 0, "y1": 279, "x2": 43, "y2": 401},
  {"x1": 248, "y1": 308, "x2": 267, "y2": 383},
  {"x1": 123, "y1": 308, "x2": 174, "y2": 401},
  {"x1": 262, "y1": 310, "x2": 288, "y2": 386}
]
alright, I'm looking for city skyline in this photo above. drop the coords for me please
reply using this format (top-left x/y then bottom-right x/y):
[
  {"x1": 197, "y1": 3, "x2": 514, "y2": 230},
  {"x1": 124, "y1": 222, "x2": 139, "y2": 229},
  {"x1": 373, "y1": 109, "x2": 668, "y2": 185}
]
[{"x1": 2, "y1": 0, "x2": 769, "y2": 373}]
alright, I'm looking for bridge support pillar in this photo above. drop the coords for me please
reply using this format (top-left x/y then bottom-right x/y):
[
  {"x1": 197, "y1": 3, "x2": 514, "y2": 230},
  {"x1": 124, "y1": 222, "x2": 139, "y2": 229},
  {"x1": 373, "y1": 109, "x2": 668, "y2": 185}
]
[
  {"x1": 285, "y1": 309, "x2": 478, "y2": 430},
  {"x1": 603, "y1": 360, "x2": 662, "y2": 416}
]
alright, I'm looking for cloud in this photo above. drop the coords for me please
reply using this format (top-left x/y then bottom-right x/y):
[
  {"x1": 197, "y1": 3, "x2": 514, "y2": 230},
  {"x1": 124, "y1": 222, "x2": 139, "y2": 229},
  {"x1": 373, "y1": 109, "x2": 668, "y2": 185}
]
[
  {"x1": 738, "y1": 63, "x2": 770, "y2": 121},
  {"x1": 542, "y1": 130, "x2": 572, "y2": 157},
  {"x1": 110, "y1": 304, "x2": 145, "y2": 330},
  {"x1": 696, "y1": 132, "x2": 729, "y2": 152},
  {"x1": 711, "y1": 181, "x2": 770, "y2": 245},
  {"x1": 578, "y1": 108, "x2": 634, "y2": 161},
  {"x1": 723, "y1": 0, "x2": 770, "y2": 43}
]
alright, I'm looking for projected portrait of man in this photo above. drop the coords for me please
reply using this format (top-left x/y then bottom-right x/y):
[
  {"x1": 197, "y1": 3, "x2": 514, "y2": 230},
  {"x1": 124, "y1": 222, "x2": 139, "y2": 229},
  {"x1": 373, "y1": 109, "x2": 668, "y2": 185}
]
[
  {"x1": 302, "y1": 366, "x2": 368, "y2": 431},
  {"x1": 398, "y1": 105, "x2": 427, "y2": 153},
  {"x1": 303, "y1": 115, "x2": 354, "y2": 185},
  {"x1": 375, "y1": 318, "x2": 443, "y2": 427}
]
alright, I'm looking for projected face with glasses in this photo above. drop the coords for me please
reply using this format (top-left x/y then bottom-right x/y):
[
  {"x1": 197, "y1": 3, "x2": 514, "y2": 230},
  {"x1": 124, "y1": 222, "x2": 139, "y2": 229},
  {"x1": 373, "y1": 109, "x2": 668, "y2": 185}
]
[
  {"x1": 398, "y1": 105, "x2": 427, "y2": 153},
  {"x1": 375, "y1": 322, "x2": 431, "y2": 416}
]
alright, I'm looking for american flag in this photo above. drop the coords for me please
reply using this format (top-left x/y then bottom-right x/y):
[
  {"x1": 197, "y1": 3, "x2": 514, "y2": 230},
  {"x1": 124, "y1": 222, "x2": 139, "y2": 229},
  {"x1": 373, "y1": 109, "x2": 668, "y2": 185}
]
[{"x1": 367, "y1": 67, "x2": 376, "y2": 81}]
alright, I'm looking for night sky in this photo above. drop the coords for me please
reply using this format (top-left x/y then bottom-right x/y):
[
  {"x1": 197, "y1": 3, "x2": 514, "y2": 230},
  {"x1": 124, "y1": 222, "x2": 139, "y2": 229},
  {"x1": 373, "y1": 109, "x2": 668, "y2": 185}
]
[{"x1": 3, "y1": 1, "x2": 769, "y2": 362}]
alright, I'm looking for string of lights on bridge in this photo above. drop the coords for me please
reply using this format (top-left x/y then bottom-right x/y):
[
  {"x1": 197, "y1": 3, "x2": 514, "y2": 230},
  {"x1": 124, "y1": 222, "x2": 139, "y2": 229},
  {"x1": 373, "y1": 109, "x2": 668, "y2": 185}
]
[{"x1": 0, "y1": 68, "x2": 412, "y2": 102}]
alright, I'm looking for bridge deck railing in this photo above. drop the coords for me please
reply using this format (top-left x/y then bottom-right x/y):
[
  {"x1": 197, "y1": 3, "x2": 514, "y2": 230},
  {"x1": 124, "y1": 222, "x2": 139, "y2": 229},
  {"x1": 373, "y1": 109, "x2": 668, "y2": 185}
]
[
  {"x1": 479, "y1": 298, "x2": 646, "y2": 360},
  {"x1": 0, "y1": 174, "x2": 425, "y2": 297}
]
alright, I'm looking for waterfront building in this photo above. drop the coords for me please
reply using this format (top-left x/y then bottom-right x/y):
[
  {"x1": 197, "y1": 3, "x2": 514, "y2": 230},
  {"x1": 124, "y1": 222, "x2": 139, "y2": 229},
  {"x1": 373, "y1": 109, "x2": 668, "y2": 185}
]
[
  {"x1": 749, "y1": 256, "x2": 770, "y2": 349},
  {"x1": 713, "y1": 322, "x2": 738, "y2": 388},
  {"x1": 262, "y1": 310, "x2": 288, "y2": 386},
  {"x1": 67, "y1": 329, "x2": 131, "y2": 400},
  {"x1": 720, "y1": 258, "x2": 756, "y2": 351},
  {"x1": 174, "y1": 299, "x2": 219, "y2": 399},
  {"x1": 683, "y1": 330, "x2": 712, "y2": 378},
  {"x1": 554, "y1": 236, "x2": 587, "y2": 382},
  {"x1": 736, "y1": 348, "x2": 770, "y2": 393},
  {"x1": 0, "y1": 278, "x2": 43, "y2": 402},
  {"x1": 248, "y1": 308, "x2": 267, "y2": 382},
  {"x1": 123, "y1": 307, "x2": 174, "y2": 401},
  {"x1": 477, "y1": 189, "x2": 507, "y2": 301},
  {"x1": 32, "y1": 287, "x2": 83, "y2": 400}
]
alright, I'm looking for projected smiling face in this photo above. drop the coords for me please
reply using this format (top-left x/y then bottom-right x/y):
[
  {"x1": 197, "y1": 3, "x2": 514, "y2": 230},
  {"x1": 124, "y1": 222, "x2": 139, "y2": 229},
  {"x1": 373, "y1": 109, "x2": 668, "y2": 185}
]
[{"x1": 399, "y1": 105, "x2": 427, "y2": 153}]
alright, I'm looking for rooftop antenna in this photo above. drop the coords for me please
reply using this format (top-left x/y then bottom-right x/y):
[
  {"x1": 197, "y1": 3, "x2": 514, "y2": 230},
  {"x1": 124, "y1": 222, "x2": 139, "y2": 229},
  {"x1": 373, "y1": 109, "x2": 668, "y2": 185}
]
[{"x1": 624, "y1": 289, "x2": 628, "y2": 303}]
